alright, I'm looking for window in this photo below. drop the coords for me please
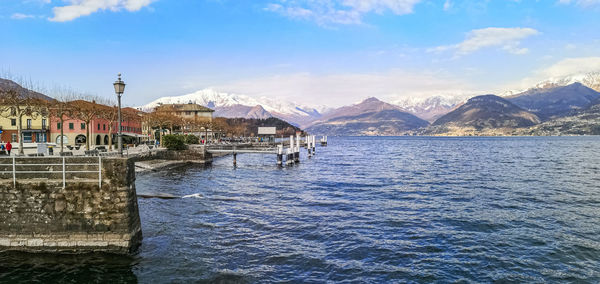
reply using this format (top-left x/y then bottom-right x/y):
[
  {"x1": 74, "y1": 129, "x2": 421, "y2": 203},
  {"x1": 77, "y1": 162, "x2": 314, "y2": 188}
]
[
  {"x1": 42, "y1": 119, "x2": 47, "y2": 129},
  {"x1": 97, "y1": 123, "x2": 100, "y2": 130},
  {"x1": 56, "y1": 135, "x2": 68, "y2": 145},
  {"x1": 35, "y1": 133, "x2": 47, "y2": 143},
  {"x1": 26, "y1": 119, "x2": 32, "y2": 129},
  {"x1": 69, "y1": 123, "x2": 74, "y2": 130},
  {"x1": 23, "y1": 132, "x2": 32, "y2": 143},
  {"x1": 10, "y1": 119, "x2": 16, "y2": 126},
  {"x1": 11, "y1": 134, "x2": 17, "y2": 142},
  {"x1": 81, "y1": 123, "x2": 85, "y2": 130},
  {"x1": 57, "y1": 122, "x2": 61, "y2": 130},
  {"x1": 103, "y1": 124, "x2": 106, "y2": 131}
]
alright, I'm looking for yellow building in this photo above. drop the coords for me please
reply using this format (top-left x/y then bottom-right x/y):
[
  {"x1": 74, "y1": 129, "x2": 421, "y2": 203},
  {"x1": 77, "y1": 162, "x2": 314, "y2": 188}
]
[{"x1": 0, "y1": 111, "x2": 49, "y2": 143}]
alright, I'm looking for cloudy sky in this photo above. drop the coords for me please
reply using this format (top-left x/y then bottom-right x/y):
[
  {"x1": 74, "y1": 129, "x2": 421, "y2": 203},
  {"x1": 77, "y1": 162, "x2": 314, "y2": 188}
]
[{"x1": 1, "y1": 0, "x2": 599, "y2": 107}]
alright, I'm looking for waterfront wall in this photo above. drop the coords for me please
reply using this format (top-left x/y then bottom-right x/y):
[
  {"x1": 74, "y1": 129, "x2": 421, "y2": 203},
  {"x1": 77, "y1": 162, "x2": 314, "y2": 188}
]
[
  {"x1": 132, "y1": 145, "x2": 213, "y2": 164},
  {"x1": 0, "y1": 157, "x2": 142, "y2": 254}
]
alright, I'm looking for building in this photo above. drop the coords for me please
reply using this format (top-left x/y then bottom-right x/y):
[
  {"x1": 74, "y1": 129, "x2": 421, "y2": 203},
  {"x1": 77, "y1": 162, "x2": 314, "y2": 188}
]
[
  {"x1": 257, "y1": 127, "x2": 276, "y2": 143},
  {"x1": 0, "y1": 112, "x2": 49, "y2": 143},
  {"x1": 153, "y1": 102, "x2": 215, "y2": 140},
  {"x1": 50, "y1": 107, "x2": 143, "y2": 147},
  {"x1": 155, "y1": 102, "x2": 214, "y2": 123}
]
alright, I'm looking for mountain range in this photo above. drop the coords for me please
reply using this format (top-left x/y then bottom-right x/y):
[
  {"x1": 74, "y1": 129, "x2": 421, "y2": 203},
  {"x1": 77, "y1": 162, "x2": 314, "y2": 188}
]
[
  {"x1": 304, "y1": 97, "x2": 429, "y2": 136},
  {"x1": 138, "y1": 71, "x2": 600, "y2": 136}
]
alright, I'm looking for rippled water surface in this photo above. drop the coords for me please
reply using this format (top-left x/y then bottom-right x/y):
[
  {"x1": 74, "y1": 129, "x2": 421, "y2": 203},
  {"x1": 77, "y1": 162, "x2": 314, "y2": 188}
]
[{"x1": 2, "y1": 136, "x2": 600, "y2": 283}]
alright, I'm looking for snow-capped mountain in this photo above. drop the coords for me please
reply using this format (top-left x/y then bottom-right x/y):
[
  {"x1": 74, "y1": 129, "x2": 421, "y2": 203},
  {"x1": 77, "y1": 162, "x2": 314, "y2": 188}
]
[
  {"x1": 533, "y1": 71, "x2": 600, "y2": 92},
  {"x1": 392, "y1": 95, "x2": 467, "y2": 122},
  {"x1": 139, "y1": 89, "x2": 325, "y2": 126},
  {"x1": 501, "y1": 71, "x2": 600, "y2": 97}
]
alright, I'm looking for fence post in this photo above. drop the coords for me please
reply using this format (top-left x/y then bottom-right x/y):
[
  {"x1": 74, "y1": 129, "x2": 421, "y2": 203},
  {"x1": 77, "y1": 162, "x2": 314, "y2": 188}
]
[
  {"x1": 98, "y1": 156, "x2": 102, "y2": 188},
  {"x1": 12, "y1": 157, "x2": 16, "y2": 188},
  {"x1": 62, "y1": 157, "x2": 66, "y2": 189}
]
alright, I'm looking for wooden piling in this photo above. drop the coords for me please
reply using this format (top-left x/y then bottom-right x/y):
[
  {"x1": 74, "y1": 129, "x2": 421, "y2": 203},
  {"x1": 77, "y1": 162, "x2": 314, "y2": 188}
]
[{"x1": 277, "y1": 145, "x2": 283, "y2": 165}]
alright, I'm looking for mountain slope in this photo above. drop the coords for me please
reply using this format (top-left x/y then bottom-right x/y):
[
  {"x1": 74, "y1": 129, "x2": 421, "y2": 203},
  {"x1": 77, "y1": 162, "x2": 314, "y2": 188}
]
[
  {"x1": 425, "y1": 95, "x2": 540, "y2": 135},
  {"x1": 213, "y1": 104, "x2": 273, "y2": 119},
  {"x1": 507, "y1": 83, "x2": 600, "y2": 121},
  {"x1": 519, "y1": 98, "x2": 600, "y2": 135},
  {"x1": 305, "y1": 98, "x2": 429, "y2": 135},
  {"x1": 0, "y1": 78, "x2": 53, "y2": 101}
]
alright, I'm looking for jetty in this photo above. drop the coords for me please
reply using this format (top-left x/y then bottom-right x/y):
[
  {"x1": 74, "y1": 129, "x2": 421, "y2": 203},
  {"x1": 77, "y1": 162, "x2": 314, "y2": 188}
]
[{"x1": 207, "y1": 134, "x2": 320, "y2": 166}]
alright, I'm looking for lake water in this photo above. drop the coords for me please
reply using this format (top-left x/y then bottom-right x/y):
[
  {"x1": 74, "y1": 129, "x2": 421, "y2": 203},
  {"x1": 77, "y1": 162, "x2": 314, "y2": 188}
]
[{"x1": 1, "y1": 136, "x2": 600, "y2": 283}]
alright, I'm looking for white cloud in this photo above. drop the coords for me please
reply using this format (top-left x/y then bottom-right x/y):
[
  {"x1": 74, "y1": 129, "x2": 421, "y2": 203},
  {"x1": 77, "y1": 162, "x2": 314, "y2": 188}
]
[
  {"x1": 49, "y1": 0, "x2": 155, "y2": 22},
  {"x1": 443, "y1": 0, "x2": 452, "y2": 11},
  {"x1": 11, "y1": 13, "x2": 36, "y2": 20},
  {"x1": 539, "y1": 57, "x2": 600, "y2": 78},
  {"x1": 558, "y1": 0, "x2": 600, "y2": 7},
  {"x1": 265, "y1": 0, "x2": 422, "y2": 25},
  {"x1": 428, "y1": 27, "x2": 539, "y2": 56},
  {"x1": 505, "y1": 57, "x2": 600, "y2": 91}
]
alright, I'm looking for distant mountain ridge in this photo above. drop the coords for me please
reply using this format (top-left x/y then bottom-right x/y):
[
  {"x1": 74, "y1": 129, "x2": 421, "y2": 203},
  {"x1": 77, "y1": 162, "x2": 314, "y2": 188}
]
[
  {"x1": 506, "y1": 83, "x2": 600, "y2": 121},
  {"x1": 424, "y1": 95, "x2": 540, "y2": 135},
  {"x1": 393, "y1": 96, "x2": 465, "y2": 122},
  {"x1": 305, "y1": 97, "x2": 429, "y2": 135},
  {"x1": 139, "y1": 89, "x2": 326, "y2": 126},
  {"x1": 136, "y1": 71, "x2": 600, "y2": 136}
]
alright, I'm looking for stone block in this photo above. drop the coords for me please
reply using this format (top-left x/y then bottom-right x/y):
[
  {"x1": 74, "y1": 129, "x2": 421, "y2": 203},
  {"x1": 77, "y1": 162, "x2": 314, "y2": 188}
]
[
  {"x1": 0, "y1": 238, "x2": 10, "y2": 246},
  {"x1": 27, "y1": 239, "x2": 44, "y2": 247}
]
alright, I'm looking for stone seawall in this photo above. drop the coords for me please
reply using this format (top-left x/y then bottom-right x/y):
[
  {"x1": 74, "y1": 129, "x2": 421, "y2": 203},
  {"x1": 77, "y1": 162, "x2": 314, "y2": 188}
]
[{"x1": 0, "y1": 157, "x2": 142, "y2": 254}]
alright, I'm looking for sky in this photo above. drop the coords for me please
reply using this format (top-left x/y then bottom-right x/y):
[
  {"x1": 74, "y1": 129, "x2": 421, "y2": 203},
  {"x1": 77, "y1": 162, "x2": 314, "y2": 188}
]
[{"x1": 1, "y1": 0, "x2": 600, "y2": 107}]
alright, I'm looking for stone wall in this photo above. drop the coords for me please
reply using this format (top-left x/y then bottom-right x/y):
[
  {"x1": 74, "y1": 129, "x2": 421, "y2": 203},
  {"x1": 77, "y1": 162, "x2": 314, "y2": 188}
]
[
  {"x1": 131, "y1": 145, "x2": 213, "y2": 164},
  {"x1": 0, "y1": 157, "x2": 142, "y2": 254}
]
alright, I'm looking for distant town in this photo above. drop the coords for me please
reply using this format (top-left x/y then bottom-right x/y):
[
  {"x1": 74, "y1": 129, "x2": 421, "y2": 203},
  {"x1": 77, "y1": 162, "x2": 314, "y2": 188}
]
[{"x1": 0, "y1": 78, "x2": 302, "y2": 156}]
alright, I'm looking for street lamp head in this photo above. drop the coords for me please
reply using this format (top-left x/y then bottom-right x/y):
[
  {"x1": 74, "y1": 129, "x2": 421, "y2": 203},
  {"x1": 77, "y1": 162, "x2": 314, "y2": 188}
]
[{"x1": 113, "y1": 73, "x2": 126, "y2": 95}]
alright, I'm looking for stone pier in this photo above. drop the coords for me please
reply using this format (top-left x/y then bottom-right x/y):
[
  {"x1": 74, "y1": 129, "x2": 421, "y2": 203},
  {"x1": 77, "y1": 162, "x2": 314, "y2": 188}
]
[{"x1": 0, "y1": 157, "x2": 142, "y2": 254}]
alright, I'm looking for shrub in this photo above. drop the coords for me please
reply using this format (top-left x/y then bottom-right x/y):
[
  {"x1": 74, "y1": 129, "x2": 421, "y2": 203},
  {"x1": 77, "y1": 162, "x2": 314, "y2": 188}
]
[
  {"x1": 162, "y1": 135, "x2": 186, "y2": 150},
  {"x1": 183, "y1": 134, "x2": 199, "y2": 144}
]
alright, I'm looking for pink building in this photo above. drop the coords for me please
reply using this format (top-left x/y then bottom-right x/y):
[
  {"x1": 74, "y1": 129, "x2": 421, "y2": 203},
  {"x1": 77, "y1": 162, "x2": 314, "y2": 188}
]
[{"x1": 50, "y1": 107, "x2": 142, "y2": 147}]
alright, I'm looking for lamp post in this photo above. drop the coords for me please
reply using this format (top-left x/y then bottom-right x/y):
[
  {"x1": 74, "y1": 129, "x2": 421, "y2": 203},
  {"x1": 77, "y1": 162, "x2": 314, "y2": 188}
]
[{"x1": 113, "y1": 73, "x2": 126, "y2": 157}]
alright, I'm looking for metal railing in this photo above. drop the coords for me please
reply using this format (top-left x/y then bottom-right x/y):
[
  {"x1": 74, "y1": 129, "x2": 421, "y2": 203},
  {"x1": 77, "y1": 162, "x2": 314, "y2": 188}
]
[{"x1": 0, "y1": 156, "x2": 103, "y2": 189}]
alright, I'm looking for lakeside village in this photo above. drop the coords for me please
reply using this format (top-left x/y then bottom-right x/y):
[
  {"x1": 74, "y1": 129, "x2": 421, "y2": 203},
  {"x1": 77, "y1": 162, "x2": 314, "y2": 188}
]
[
  {"x1": 0, "y1": 77, "x2": 325, "y2": 254},
  {"x1": 0, "y1": 78, "x2": 306, "y2": 157}
]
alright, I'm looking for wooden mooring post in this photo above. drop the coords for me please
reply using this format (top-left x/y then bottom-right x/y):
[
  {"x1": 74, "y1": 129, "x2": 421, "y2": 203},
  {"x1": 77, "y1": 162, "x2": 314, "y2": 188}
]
[
  {"x1": 277, "y1": 145, "x2": 283, "y2": 166},
  {"x1": 294, "y1": 133, "x2": 300, "y2": 163},
  {"x1": 307, "y1": 135, "x2": 312, "y2": 157},
  {"x1": 287, "y1": 135, "x2": 294, "y2": 165}
]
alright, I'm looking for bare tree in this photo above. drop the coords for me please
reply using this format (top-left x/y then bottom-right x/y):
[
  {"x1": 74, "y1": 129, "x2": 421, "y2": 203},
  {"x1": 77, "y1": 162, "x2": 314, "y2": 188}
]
[
  {"x1": 144, "y1": 111, "x2": 181, "y2": 147},
  {"x1": 70, "y1": 98, "x2": 105, "y2": 150},
  {"x1": 48, "y1": 87, "x2": 76, "y2": 154},
  {"x1": 0, "y1": 78, "x2": 49, "y2": 155},
  {"x1": 98, "y1": 103, "x2": 119, "y2": 150}
]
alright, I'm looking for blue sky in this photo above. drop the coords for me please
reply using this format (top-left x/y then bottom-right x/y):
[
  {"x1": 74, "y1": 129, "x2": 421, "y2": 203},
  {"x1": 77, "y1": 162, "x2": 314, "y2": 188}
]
[{"x1": 1, "y1": 0, "x2": 600, "y2": 107}]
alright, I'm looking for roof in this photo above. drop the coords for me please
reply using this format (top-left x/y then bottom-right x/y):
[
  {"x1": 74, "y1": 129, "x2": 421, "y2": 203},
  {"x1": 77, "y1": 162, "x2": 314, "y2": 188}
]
[{"x1": 155, "y1": 103, "x2": 214, "y2": 113}]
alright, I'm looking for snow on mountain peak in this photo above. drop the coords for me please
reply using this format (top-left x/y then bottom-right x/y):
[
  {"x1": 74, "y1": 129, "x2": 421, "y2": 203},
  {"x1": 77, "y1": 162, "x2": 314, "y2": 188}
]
[{"x1": 139, "y1": 88, "x2": 322, "y2": 117}]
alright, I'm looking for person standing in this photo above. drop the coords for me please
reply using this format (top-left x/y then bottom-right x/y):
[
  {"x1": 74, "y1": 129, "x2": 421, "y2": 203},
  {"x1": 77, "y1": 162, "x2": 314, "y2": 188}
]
[{"x1": 6, "y1": 141, "x2": 12, "y2": 156}]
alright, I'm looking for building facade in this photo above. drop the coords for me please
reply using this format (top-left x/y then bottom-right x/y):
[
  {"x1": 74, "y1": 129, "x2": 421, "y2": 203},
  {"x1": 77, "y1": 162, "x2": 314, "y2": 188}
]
[
  {"x1": 0, "y1": 111, "x2": 49, "y2": 144},
  {"x1": 155, "y1": 102, "x2": 214, "y2": 123},
  {"x1": 50, "y1": 107, "x2": 143, "y2": 147}
]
